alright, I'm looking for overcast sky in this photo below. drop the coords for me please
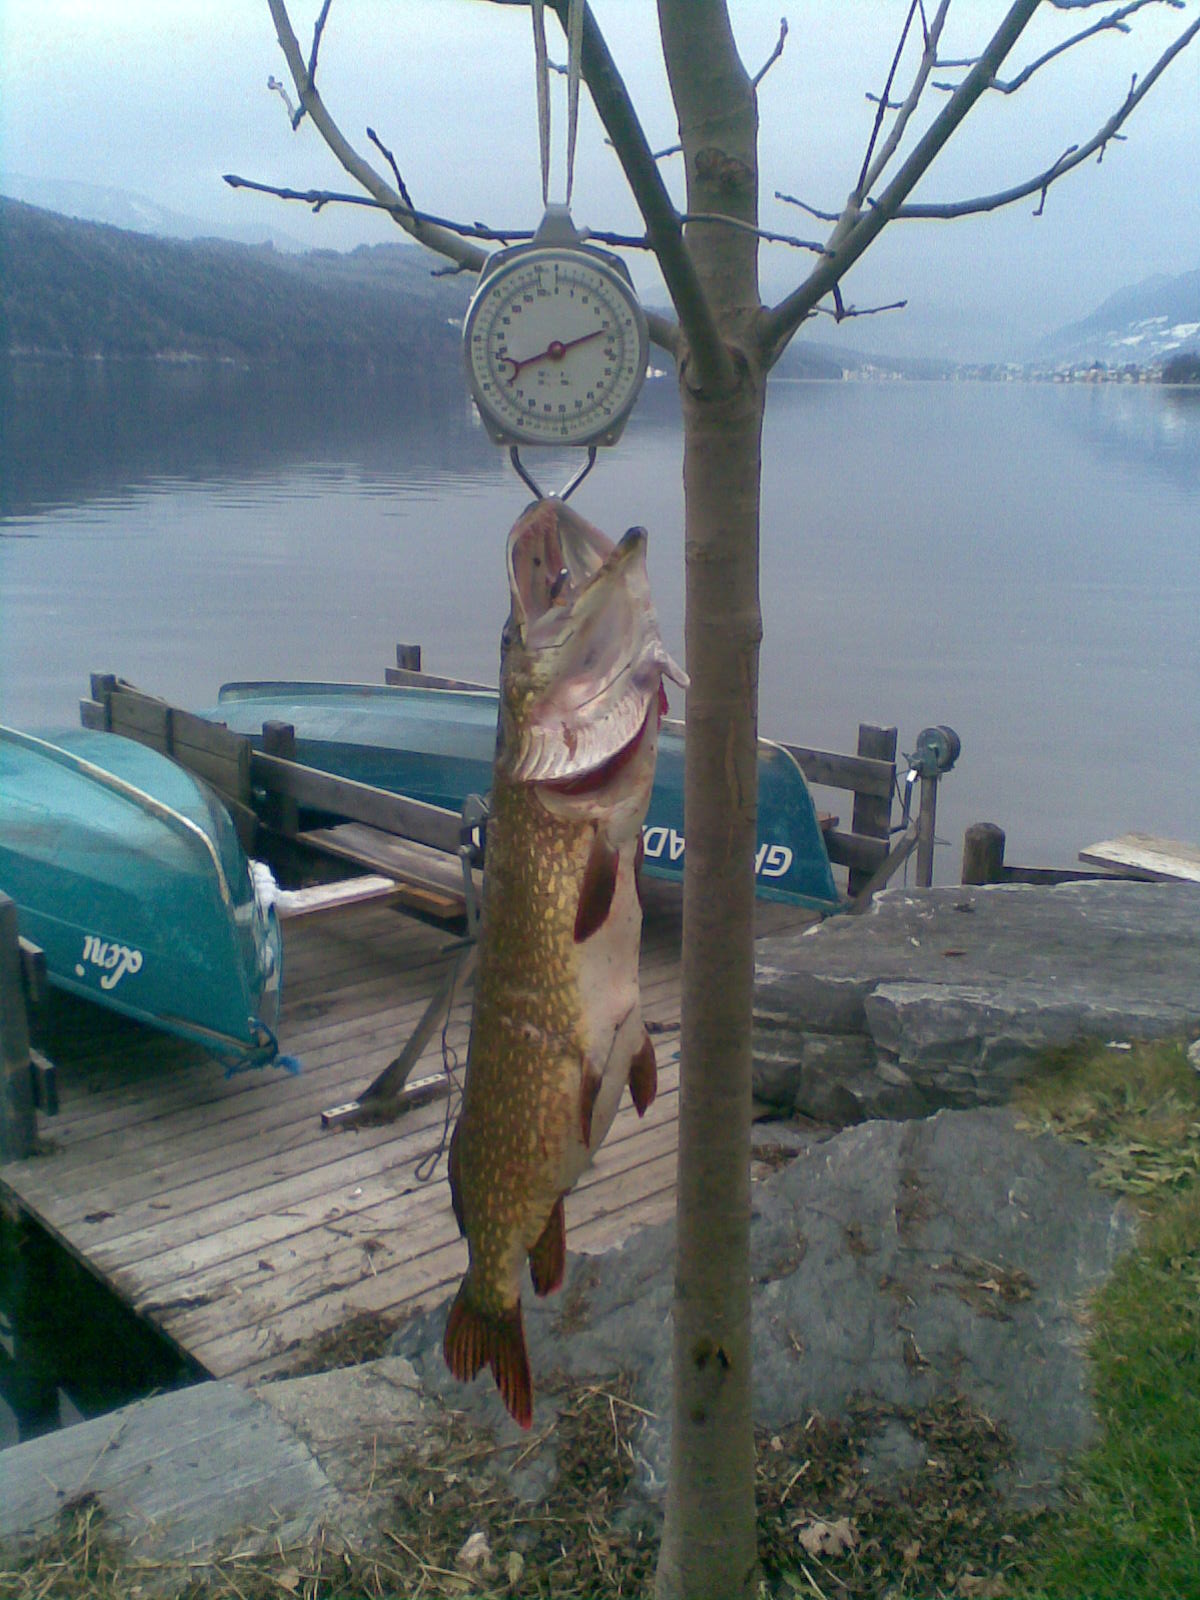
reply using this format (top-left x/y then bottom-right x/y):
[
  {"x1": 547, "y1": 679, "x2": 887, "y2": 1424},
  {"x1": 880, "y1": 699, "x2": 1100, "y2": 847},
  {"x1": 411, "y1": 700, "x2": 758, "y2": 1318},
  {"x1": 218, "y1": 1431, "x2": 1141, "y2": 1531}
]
[{"x1": 2, "y1": 0, "x2": 1197, "y2": 358}]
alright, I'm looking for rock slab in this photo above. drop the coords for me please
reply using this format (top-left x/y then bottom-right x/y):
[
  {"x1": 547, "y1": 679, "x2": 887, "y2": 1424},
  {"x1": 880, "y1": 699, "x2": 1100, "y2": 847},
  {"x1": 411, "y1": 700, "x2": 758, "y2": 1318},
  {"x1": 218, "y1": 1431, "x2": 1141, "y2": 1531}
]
[
  {"x1": 393, "y1": 1107, "x2": 1136, "y2": 1504},
  {"x1": 754, "y1": 881, "x2": 1200, "y2": 1121}
]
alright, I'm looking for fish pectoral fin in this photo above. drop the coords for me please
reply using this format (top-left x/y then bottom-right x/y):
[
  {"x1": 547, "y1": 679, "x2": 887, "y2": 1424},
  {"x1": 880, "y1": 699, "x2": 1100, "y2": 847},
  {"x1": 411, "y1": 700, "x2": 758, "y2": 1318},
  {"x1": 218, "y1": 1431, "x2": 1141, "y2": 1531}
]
[
  {"x1": 629, "y1": 1030, "x2": 657, "y2": 1117},
  {"x1": 574, "y1": 828, "x2": 620, "y2": 943},
  {"x1": 580, "y1": 1061, "x2": 603, "y2": 1147},
  {"x1": 443, "y1": 1283, "x2": 534, "y2": 1431},
  {"x1": 447, "y1": 1120, "x2": 465, "y2": 1237},
  {"x1": 529, "y1": 1195, "x2": 567, "y2": 1297}
]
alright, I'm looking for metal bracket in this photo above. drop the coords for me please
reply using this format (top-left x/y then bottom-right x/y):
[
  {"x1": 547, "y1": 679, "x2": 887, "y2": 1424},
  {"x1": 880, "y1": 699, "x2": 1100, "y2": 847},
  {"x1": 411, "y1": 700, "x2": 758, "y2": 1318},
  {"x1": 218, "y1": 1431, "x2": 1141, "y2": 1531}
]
[
  {"x1": 458, "y1": 793, "x2": 489, "y2": 938},
  {"x1": 509, "y1": 444, "x2": 597, "y2": 503}
]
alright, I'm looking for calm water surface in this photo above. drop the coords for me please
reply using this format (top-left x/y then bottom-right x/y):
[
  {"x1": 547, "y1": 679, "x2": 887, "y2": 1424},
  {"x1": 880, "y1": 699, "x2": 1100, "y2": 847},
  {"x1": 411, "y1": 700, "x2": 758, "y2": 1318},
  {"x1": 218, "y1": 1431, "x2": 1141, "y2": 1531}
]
[{"x1": 2, "y1": 360, "x2": 1197, "y2": 874}]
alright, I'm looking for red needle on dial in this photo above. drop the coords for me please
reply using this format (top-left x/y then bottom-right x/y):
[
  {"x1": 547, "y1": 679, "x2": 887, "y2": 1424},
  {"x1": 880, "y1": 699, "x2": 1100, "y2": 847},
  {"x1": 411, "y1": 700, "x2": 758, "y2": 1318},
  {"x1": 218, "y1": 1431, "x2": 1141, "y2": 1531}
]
[{"x1": 502, "y1": 326, "x2": 607, "y2": 384}]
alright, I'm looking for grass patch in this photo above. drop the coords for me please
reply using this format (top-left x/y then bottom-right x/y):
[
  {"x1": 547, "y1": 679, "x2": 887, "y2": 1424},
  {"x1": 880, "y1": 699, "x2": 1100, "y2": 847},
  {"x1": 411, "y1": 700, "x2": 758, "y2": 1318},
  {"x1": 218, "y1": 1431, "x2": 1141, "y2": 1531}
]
[{"x1": 1012, "y1": 1037, "x2": 1200, "y2": 1598}]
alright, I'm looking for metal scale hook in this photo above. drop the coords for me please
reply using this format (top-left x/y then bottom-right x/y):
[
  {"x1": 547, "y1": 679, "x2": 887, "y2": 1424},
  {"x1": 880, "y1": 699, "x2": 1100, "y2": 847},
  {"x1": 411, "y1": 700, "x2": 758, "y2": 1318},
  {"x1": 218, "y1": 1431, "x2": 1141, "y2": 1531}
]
[{"x1": 508, "y1": 444, "x2": 597, "y2": 502}]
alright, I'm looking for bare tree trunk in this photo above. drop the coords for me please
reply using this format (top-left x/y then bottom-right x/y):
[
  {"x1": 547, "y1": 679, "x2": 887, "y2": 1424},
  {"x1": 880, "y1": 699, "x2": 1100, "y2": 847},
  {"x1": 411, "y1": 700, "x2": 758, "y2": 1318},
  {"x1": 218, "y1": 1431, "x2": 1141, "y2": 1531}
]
[
  {"x1": 658, "y1": 376, "x2": 765, "y2": 1600},
  {"x1": 656, "y1": 6, "x2": 763, "y2": 1596}
]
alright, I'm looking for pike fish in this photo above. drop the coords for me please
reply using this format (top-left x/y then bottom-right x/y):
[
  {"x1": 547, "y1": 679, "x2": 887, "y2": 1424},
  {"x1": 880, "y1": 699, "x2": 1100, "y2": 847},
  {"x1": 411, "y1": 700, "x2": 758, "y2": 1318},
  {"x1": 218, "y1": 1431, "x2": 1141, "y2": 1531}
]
[{"x1": 443, "y1": 497, "x2": 687, "y2": 1428}]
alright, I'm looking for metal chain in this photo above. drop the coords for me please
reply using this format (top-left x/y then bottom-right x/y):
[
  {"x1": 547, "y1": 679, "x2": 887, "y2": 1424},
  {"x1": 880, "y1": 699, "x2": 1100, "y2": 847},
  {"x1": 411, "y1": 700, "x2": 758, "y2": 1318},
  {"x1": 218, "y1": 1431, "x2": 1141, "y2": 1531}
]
[{"x1": 531, "y1": 0, "x2": 584, "y2": 209}]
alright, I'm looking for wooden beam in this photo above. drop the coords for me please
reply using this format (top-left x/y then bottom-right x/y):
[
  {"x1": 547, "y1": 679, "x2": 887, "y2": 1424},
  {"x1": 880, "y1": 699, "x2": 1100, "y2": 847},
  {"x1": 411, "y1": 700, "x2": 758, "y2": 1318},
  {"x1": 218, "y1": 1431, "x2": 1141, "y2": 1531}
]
[
  {"x1": 0, "y1": 895, "x2": 36, "y2": 1162},
  {"x1": 848, "y1": 724, "x2": 897, "y2": 898},
  {"x1": 252, "y1": 753, "x2": 463, "y2": 855}
]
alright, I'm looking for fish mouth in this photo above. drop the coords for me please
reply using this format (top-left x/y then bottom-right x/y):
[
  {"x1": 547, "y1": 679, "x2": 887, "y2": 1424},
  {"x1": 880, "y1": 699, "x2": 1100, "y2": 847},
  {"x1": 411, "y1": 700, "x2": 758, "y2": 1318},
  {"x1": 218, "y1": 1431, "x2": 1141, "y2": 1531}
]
[{"x1": 503, "y1": 500, "x2": 687, "y2": 785}]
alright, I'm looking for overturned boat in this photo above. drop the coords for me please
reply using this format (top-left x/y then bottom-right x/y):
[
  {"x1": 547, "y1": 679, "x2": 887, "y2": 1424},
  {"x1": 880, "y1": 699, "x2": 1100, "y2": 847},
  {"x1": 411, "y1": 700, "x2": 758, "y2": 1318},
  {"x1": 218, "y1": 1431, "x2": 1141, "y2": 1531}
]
[
  {"x1": 209, "y1": 679, "x2": 841, "y2": 911},
  {"x1": 0, "y1": 725, "x2": 283, "y2": 1066}
]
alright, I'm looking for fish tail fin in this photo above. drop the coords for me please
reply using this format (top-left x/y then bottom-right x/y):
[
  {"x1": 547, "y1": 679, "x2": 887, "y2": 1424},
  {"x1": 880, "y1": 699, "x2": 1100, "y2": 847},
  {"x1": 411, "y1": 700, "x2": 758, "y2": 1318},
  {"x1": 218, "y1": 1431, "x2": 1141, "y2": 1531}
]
[{"x1": 443, "y1": 1281, "x2": 533, "y2": 1430}]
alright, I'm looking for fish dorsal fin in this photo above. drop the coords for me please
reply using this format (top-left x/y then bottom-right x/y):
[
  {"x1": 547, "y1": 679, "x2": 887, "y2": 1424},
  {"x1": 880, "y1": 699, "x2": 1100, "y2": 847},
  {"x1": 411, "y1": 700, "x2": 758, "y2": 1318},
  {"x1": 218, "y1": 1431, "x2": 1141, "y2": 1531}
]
[
  {"x1": 528, "y1": 1195, "x2": 566, "y2": 1297},
  {"x1": 575, "y1": 829, "x2": 619, "y2": 942}
]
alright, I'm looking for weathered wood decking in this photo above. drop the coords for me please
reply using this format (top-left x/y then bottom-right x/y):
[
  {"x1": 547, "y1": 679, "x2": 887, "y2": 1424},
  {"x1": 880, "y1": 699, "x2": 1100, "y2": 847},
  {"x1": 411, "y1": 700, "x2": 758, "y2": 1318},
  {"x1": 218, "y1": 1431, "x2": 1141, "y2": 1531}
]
[{"x1": 0, "y1": 888, "x2": 811, "y2": 1387}]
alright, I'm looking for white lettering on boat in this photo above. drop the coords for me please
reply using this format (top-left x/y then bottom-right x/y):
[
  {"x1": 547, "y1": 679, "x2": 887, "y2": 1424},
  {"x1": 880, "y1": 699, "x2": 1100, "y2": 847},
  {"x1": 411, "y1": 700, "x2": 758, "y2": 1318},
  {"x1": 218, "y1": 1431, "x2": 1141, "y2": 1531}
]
[
  {"x1": 642, "y1": 828, "x2": 794, "y2": 880},
  {"x1": 75, "y1": 935, "x2": 145, "y2": 990}
]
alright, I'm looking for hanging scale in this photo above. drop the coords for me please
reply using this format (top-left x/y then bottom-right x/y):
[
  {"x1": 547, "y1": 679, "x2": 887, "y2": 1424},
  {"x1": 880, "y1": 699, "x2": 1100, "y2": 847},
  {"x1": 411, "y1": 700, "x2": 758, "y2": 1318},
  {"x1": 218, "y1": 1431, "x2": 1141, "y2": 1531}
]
[{"x1": 462, "y1": 0, "x2": 649, "y2": 501}]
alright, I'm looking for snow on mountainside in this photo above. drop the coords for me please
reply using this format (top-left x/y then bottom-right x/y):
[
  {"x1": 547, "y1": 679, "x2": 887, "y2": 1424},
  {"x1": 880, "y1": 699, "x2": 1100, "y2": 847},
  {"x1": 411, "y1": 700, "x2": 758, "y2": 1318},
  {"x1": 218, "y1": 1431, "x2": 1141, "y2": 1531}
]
[{"x1": 1036, "y1": 266, "x2": 1200, "y2": 367}]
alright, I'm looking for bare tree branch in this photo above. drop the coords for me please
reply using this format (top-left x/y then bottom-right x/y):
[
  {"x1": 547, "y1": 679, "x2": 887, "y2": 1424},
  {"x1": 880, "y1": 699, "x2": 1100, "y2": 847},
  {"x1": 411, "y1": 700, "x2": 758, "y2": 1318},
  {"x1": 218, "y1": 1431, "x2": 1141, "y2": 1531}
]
[
  {"x1": 859, "y1": 1, "x2": 952, "y2": 200},
  {"x1": 857, "y1": 0, "x2": 922, "y2": 198},
  {"x1": 263, "y1": 0, "x2": 487, "y2": 271},
  {"x1": 774, "y1": 191, "x2": 840, "y2": 223},
  {"x1": 933, "y1": 0, "x2": 1183, "y2": 94},
  {"x1": 752, "y1": 17, "x2": 789, "y2": 88},
  {"x1": 758, "y1": 0, "x2": 1197, "y2": 366},
  {"x1": 758, "y1": 0, "x2": 1045, "y2": 363},
  {"x1": 365, "y1": 127, "x2": 414, "y2": 211},
  {"x1": 893, "y1": 13, "x2": 1199, "y2": 218}
]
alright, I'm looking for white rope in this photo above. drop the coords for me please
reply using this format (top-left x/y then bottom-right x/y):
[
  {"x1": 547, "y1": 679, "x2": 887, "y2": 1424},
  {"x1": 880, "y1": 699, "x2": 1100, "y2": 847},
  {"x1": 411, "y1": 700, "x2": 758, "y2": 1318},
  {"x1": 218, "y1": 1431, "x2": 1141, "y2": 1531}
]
[{"x1": 530, "y1": 0, "x2": 584, "y2": 209}]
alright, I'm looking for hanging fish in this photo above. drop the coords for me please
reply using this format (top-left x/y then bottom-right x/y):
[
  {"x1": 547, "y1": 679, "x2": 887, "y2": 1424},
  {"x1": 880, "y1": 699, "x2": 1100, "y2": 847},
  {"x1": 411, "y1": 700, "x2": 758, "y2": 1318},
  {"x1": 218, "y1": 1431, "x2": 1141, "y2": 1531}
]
[{"x1": 443, "y1": 497, "x2": 687, "y2": 1428}]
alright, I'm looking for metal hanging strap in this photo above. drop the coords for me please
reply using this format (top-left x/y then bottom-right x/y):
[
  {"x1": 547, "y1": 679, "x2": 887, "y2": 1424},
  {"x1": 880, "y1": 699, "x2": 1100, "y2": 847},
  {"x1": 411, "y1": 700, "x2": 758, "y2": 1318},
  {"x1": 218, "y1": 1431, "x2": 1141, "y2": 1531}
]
[{"x1": 531, "y1": 0, "x2": 584, "y2": 208}]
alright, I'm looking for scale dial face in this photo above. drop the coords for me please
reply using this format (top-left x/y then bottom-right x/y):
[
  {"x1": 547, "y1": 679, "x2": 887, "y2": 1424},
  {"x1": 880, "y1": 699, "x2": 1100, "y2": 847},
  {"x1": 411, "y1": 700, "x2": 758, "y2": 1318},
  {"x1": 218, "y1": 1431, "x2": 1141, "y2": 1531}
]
[{"x1": 463, "y1": 247, "x2": 649, "y2": 447}]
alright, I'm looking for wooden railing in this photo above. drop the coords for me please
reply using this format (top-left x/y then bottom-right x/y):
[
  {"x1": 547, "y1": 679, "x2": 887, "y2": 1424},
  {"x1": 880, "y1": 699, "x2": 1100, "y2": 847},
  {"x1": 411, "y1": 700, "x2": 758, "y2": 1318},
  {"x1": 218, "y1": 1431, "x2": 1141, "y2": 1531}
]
[
  {"x1": 83, "y1": 660, "x2": 954, "y2": 909},
  {"x1": 386, "y1": 644, "x2": 906, "y2": 897}
]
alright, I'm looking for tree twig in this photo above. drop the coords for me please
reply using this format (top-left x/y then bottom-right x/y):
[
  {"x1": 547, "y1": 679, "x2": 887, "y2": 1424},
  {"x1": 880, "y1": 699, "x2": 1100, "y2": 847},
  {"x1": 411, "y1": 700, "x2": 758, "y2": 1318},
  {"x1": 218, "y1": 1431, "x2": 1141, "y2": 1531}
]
[
  {"x1": 774, "y1": 191, "x2": 840, "y2": 224},
  {"x1": 857, "y1": 0, "x2": 921, "y2": 198},
  {"x1": 752, "y1": 17, "x2": 789, "y2": 88},
  {"x1": 933, "y1": 0, "x2": 1183, "y2": 94},
  {"x1": 366, "y1": 128, "x2": 414, "y2": 211},
  {"x1": 892, "y1": 14, "x2": 1198, "y2": 219},
  {"x1": 264, "y1": 0, "x2": 487, "y2": 272}
]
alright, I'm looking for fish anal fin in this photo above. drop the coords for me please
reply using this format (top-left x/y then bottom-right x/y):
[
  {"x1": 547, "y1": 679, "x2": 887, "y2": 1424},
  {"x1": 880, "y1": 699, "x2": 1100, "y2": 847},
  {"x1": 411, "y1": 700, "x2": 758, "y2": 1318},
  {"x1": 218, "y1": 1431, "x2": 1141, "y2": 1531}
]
[
  {"x1": 447, "y1": 1120, "x2": 465, "y2": 1237},
  {"x1": 580, "y1": 1061, "x2": 603, "y2": 1147},
  {"x1": 529, "y1": 1195, "x2": 566, "y2": 1297},
  {"x1": 443, "y1": 1282, "x2": 534, "y2": 1430},
  {"x1": 629, "y1": 1030, "x2": 657, "y2": 1117},
  {"x1": 574, "y1": 829, "x2": 619, "y2": 943}
]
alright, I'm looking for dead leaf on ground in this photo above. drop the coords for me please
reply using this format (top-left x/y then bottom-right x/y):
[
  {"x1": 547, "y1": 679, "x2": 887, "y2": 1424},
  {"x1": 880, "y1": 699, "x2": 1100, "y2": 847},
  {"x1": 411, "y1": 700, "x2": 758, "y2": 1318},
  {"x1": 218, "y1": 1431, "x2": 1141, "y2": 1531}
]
[{"x1": 794, "y1": 1515, "x2": 858, "y2": 1556}]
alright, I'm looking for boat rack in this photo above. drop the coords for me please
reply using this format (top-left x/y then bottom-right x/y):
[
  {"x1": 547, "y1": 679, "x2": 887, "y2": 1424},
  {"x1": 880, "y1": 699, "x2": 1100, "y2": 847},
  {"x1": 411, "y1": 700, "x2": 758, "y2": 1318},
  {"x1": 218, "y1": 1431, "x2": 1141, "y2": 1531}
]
[{"x1": 83, "y1": 657, "x2": 954, "y2": 921}]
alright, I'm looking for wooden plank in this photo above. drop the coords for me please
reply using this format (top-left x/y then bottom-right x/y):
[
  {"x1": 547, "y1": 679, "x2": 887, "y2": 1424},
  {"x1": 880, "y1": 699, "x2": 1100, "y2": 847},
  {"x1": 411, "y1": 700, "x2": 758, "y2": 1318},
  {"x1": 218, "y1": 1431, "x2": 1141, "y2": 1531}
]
[
  {"x1": 778, "y1": 743, "x2": 895, "y2": 799},
  {"x1": 275, "y1": 876, "x2": 403, "y2": 919},
  {"x1": 848, "y1": 724, "x2": 897, "y2": 897},
  {"x1": 384, "y1": 665, "x2": 494, "y2": 693},
  {"x1": 299, "y1": 824, "x2": 470, "y2": 921},
  {"x1": 251, "y1": 751, "x2": 463, "y2": 855},
  {"x1": 823, "y1": 828, "x2": 889, "y2": 872},
  {"x1": 1079, "y1": 832, "x2": 1200, "y2": 884}
]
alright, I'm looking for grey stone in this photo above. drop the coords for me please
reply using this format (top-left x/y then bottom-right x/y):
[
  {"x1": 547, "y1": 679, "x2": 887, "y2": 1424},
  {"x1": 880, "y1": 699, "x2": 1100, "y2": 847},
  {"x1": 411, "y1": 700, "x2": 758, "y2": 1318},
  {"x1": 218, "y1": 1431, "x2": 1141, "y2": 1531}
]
[
  {"x1": 0, "y1": 1378, "x2": 339, "y2": 1557},
  {"x1": 391, "y1": 1107, "x2": 1136, "y2": 1509},
  {"x1": 754, "y1": 882, "x2": 1200, "y2": 1122}
]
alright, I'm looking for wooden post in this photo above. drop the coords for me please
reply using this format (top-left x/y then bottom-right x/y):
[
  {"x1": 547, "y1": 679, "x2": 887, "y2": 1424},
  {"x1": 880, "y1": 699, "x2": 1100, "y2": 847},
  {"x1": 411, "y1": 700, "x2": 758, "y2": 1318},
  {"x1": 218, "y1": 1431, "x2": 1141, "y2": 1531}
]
[
  {"x1": 396, "y1": 643, "x2": 423, "y2": 672},
  {"x1": 0, "y1": 895, "x2": 36, "y2": 1162},
  {"x1": 962, "y1": 822, "x2": 1006, "y2": 885},
  {"x1": 915, "y1": 773, "x2": 938, "y2": 887},
  {"x1": 261, "y1": 722, "x2": 300, "y2": 836},
  {"x1": 848, "y1": 723, "x2": 897, "y2": 898}
]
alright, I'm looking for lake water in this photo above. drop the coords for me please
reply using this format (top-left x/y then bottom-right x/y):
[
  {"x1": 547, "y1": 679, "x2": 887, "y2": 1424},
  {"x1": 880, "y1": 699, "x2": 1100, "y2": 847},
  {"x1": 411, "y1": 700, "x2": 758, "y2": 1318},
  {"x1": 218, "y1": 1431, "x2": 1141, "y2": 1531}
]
[
  {"x1": 0, "y1": 360, "x2": 1197, "y2": 1446},
  {"x1": 2, "y1": 360, "x2": 1197, "y2": 878}
]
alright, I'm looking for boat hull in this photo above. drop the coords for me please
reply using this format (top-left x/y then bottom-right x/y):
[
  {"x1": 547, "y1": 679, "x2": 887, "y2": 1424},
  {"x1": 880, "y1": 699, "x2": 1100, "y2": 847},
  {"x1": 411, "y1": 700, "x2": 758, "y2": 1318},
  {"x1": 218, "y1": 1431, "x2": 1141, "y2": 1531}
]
[
  {"x1": 0, "y1": 726, "x2": 282, "y2": 1063},
  {"x1": 211, "y1": 681, "x2": 840, "y2": 910}
]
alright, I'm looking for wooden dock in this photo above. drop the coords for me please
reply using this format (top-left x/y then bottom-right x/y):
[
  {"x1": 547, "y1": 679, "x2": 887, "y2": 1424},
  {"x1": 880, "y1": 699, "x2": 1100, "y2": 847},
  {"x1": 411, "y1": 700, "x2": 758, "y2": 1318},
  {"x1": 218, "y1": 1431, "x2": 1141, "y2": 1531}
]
[{"x1": 0, "y1": 887, "x2": 811, "y2": 1387}]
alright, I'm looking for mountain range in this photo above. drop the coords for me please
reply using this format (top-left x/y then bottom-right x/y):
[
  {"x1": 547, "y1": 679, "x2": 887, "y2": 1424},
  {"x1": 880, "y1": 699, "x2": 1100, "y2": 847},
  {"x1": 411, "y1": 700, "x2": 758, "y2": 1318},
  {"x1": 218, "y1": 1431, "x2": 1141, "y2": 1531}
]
[{"x1": 1, "y1": 189, "x2": 1196, "y2": 374}]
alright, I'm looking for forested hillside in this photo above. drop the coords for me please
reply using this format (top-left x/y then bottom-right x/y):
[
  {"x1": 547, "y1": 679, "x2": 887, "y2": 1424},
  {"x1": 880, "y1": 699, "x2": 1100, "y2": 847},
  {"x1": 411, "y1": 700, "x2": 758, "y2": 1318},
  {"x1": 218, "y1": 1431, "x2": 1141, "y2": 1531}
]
[{"x1": 0, "y1": 198, "x2": 469, "y2": 365}]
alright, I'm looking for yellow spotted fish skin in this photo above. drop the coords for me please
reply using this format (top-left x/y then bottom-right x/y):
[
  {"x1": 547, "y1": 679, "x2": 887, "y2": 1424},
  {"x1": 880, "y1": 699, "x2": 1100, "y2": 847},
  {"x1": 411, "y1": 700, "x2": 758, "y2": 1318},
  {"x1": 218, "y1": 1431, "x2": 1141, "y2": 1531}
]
[{"x1": 442, "y1": 498, "x2": 685, "y2": 1429}]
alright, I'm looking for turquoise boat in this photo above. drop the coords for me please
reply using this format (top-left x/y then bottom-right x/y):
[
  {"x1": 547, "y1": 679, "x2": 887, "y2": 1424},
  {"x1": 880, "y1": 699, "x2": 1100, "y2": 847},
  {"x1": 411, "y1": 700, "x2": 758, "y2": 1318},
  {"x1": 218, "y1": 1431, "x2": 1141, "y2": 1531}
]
[
  {"x1": 210, "y1": 680, "x2": 841, "y2": 911},
  {"x1": 0, "y1": 726, "x2": 283, "y2": 1066}
]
